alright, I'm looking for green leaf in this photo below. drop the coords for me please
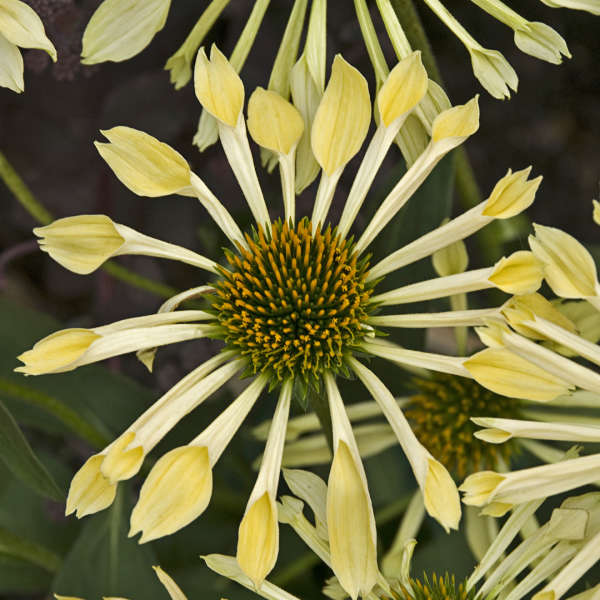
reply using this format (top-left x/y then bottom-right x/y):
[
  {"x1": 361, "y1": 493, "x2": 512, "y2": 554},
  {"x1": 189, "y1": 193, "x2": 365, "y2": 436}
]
[
  {"x1": 0, "y1": 525, "x2": 61, "y2": 572},
  {"x1": 0, "y1": 398, "x2": 64, "y2": 501},
  {"x1": 52, "y1": 487, "x2": 164, "y2": 598}
]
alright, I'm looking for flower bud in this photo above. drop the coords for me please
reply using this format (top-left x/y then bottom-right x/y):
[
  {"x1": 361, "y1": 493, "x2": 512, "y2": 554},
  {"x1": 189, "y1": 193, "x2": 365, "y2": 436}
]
[
  {"x1": 469, "y1": 47, "x2": 518, "y2": 100},
  {"x1": 65, "y1": 455, "x2": 117, "y2": 518},
  {"x1": 488, "y1": 251, "x2": 543, "y2": 295},
  {"x1": 431, "y1": 96, "x2": 480, "y2": 145},
  {"x1": 130, "y1": 446, "x2": 212, "y2": 543},
  {"x1": 95, "y1": 127, "x2": 191, "y2": 197},
  {"x1": 247, "y1": 88, "x2": 304, "y2": 155},
  {"x1": 16, "y1": 328, "x2": 100, "y2": 375},
  {"x1": 377, "y1": 52, "x2": 428, "y2": 126},
  {"x1": 311, "y1": 55, "x2": 371, "y2": 176},
  {"x1": 34, "y1": 215, "x2": 125, "y2": 275},
  {"x1": 81, "y1": 0, "x2": 170, "y2": 64},
  {"x1": 101, "y1": 432, "x2": 144, "y2": 483},
  {"x1": 529, "y1": 224, "x2": 599, "y2": 299},
  {"x1": 514, "y1": 23, "x2": 570, "y2": 65},
  {"x1": 194, "y1": 45, "x2": 244, "y2": 127},
  {"x1": 482, "y1": 167, "x2": 542, "y2": 218}
]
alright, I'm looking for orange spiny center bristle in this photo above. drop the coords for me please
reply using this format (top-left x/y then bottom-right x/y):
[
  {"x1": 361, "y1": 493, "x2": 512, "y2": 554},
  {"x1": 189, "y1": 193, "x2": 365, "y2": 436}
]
[{"x1": 212, "y1": 219, "x2": 374, "y2": 384}]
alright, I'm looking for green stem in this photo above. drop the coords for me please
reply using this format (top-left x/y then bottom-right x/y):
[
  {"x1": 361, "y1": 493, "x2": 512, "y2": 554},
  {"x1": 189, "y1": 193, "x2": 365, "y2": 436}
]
[
  {"x1": 389, "y1": 0, "x2": 504, "y2": 262},
  {"x1": 108, "y1": 486, "x2": 123, "y2": 592},
  {"x1": 0, "y1": 150, "x2": 52, "y2": 225},
  {"x1": 101, "y1": 262, "x2": 176, "y2": 299},
  {"x1": 0, "y1": 377, "x2": 110, "y2": 449},
  {"x1": 0, "y1": 148, "x2": 178, "y2": 299}
]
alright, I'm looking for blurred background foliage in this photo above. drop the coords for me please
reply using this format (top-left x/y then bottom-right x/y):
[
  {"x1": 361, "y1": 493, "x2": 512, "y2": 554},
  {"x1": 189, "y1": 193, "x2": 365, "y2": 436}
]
[{"x1": 0, "y1": 0, "x2": 599, "y2": 598}]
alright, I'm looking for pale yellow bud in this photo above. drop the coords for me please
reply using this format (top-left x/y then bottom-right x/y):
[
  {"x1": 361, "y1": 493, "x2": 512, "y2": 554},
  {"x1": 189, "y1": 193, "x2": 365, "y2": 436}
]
[
  {"x1": 327, "y1": 441, "x2": 378, "y2": 600},
  {"x1": 95, "y1": 127, "x2": 191, "y2": 197},
  {"x1": 432, "y1": 96, "x2": 480, "y2": 143},
  {"x1": 593, "y1": 200, "x2": 600, "y2": 226},
  {"x1": 514, "y1": 23, "x2": 570, "y2": 65},
  {"x1": 101, "y1": 432, "x2": 144, "y2": 483},
  {"x1": 377, "y1": 52, "x2": 428, "y2": 126},
  {"x1": 194, "y1": 45, "x2": 244, "y2": 127},
  {"x1": 482, "y1": 167, "x2": 542, "y2": 218},
  {"x1": 236, "y1": 491, "x2": 278, "y2": 588},
  {"x1": 502, "y1": 293, "x2": 577, "y2": 340},
  {"x1": 464, "y1": 347, "x2": 573, "y2": 401},
  {"x1": 0, "y1": 0, "x2": 56, "y2": 57},
  {"x1": 459, "y1": 471, "x2": 506, "y2": 506},
  {"x1": 66, "y1": 455, "x2": 117, "y2": 518},
  {"x1": 469, "y1": 48, "x2": 518, "y2": 100},
  {"x1": 34, "y1": 215, "x2": 125, "y2": 275},
  {"x1": 488, "y1": 251, "x2": 543, "y2": 295},
  {"x1": 311, "y1": 55, "x2": 371, "y2": 176},
  {"x1": 81, "y1": 0, "x2": 169, "y2": 65},
  {"x1": 16, "y1": 328, "x2": 100, "y2": 375},
  {"x1": 247, "y1": 88, "x2": 304, "y2": 155},
  {"x1": 129, "y1": 446, "x2": 212, "y2": 543},
  {"x1": 530, "y1": 224, "x2": 599, "y2": 298},
  {"x1": 423, "y1": 458, "x2": 461, "y2": 533},
  {"x1": 152, "y1": 566, "x2": 188, "y2": 600}
]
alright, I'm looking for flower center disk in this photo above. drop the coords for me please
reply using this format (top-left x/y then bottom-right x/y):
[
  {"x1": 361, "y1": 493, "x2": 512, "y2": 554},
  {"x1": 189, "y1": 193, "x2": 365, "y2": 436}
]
[
  {"x1": 213, "y1": 219, "x2": 374, "y2": 385},
  {"x1": 405, "y1": 374, "x2": 521, "y2": 479}
]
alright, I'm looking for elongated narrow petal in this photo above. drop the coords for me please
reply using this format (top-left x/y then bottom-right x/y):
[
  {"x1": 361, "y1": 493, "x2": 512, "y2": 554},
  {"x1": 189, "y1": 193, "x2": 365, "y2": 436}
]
[
  {"x1": 464, "y1": 347, "x2": 572, "y2": 401},
  {"x1": 377, "y1": 52, "x2": 428, "y2": 126},
  {"x1": 473, "y1": 417, "x2": 600, "y2": 444},
  {"x1": 311, "y1": 55, "x2": 370, "y2": 176},
  {"x1": 81, "y1": 0, "x2": 170, "y2": 64},
  {"x1": 247, "y1": 88, "x2": 304, "y2": 155},
  {"x1": 325, "y1": 373, "x2": 378, "y2": 599},
  {"x1": 328, "y1": 441, "x2": 378, "y2": 600},
  {"x1": 17, "y1": 323, "x2": 214, "y2": 375},
  {"x1": 529, "y1": 224, "x2": 600, "y2": 298},
  {"x1": 461, "y1": 454, "x2": 600, "y2": 508},
  {"x1": 237, "y1": 381, "x2": 291, "y2": 586},
  {"x1": 203, "y1": 554, "x2": 302, "y2": 600},
  {"x1": 152, "y1": 566, "x2": 188, "y2": 600},
  {"x1": 194, "y1": 45, "x2": 244, "y2": 127},
  {"x1": 514, "y1": 22, "x2": 571, "y2": 65},
  {"x1": 349, "y1": 357, "x2": 461, "y2": 532},
  {"x1": 65, "y1": 455, "x2": 117, "y2": 518},
  {"x1": 0, "y1": 32, "x2": 23, "y2": 93},
  {"x1": 432, "y1": 232, "x2": 468, "y2": 276},
  {"x1": 94, "y1": 127, "x2": 191, "y2": 197},
  {"x1": 34, "y1": 214, "x2": 217, "y2": 275},
  {"x1": 129, "y1": 446, "x2": 212, "y2": 543}
]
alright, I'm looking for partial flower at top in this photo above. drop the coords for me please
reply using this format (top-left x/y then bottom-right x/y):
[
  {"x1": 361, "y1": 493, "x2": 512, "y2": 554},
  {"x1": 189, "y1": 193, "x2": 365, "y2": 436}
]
[
  {"x1": 78, "y1": 0, "x2": 595, "y2": 103},
  {"x1": 0, "y1": 0, "x2": 57, "y2": 92},
  {"x1": 19, "y1": 48, "x2": 553, "y2": 599}
]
